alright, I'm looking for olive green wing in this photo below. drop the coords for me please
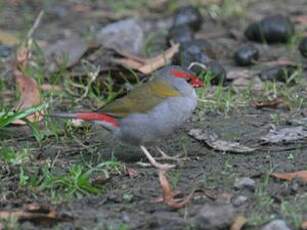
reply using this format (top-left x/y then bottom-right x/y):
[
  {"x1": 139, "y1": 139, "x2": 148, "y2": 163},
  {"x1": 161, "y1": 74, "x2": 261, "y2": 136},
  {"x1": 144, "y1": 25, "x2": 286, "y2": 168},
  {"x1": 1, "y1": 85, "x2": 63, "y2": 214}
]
[{"x1": 100, "y1": 79, "x2": 181, "y2": 118}]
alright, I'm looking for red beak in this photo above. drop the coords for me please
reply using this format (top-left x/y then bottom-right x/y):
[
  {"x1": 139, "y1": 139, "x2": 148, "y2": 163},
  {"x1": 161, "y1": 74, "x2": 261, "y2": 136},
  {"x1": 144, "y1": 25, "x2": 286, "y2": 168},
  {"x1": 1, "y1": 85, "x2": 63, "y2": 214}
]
[{"x1": 171, "y1": 69, "x2": 204, "y2": 88}]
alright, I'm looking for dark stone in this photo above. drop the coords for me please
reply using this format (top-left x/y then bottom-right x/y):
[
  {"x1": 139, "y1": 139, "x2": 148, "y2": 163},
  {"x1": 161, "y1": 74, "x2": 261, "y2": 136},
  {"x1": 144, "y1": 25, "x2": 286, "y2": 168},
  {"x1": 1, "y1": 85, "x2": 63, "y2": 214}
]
[
  {"x1": 174, "y1": 39, "x2": 214, "y2": 68},
  {"x1": 259, "y1": 65, "x2": 297, "y2": 82},
  {"x1": 298, "y1": 37, "x2": 307, "y2": 57},
  {"x1": 234, "y1": 45, "x2": 259, "y2": 66},
  {"x1": 245, "y1": 15, "x2": 295, "y2": 43},
  {"x1": 0, "y1": 45, "x2": 12, "y2": 58},
  {"x1": 192, "y1": 203, "x2": 236, "y2": 230},
  {"x1": 167, "y1": 25, "x2": 194, "y2": 45},
  {"x1": 173, "y1": 5, "x2": 203, "y2": 31}
]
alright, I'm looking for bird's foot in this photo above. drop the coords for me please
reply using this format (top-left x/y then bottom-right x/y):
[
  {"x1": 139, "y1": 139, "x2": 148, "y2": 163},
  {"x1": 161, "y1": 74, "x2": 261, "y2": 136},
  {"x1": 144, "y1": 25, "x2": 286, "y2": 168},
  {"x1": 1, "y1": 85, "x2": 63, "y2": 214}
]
[
  {"x1": 155, "y1": 147, "x2": 189, "y2": 162},
  {"x1": 154, "y1": 170, "x2": 194, "y2": 209},
  {"x1": 140, "y1": 145, "x2": 175, "y2": 170}
]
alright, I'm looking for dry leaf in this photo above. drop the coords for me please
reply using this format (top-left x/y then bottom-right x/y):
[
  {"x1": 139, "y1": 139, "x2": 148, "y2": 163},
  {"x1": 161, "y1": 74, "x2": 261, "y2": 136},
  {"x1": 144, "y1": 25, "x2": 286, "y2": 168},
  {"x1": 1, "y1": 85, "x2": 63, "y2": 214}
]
[
  {"x1": 230, "y1": 215, "x2": 247, "y2": 230},
  {"x1": 301, "y1": 221, "x2": 307, "y2": 230},
  {"x1": 113, "y1": 43, "x2": 179, "y2": 74},
  {"x1": 11, "y1": 47, "x2": 43, "y2": 125},
  {"x1": 251, "y1": 97, "x2": 287, "y2": 109},
  {"x1": 261, "y1": 126, "x2": 307, "y2": 144},
  {"x1": 126, "y1": 167, "x2": 138, "y2": 177},
  {"x1": 0, "y1": 30, "x2": 19, "y2": 45},
  {"x1": 0, "y1": 203, "x2": 71, "y2": 224},
  {"x1": 41, "y1": 84, "x2": 62, "y2": 92},
  {"x1": 189, "y1": 129, "x2": 256, "y2": 153},
  {"x1": 271, "y1": 170, "x2": 307, "y2": 182}
]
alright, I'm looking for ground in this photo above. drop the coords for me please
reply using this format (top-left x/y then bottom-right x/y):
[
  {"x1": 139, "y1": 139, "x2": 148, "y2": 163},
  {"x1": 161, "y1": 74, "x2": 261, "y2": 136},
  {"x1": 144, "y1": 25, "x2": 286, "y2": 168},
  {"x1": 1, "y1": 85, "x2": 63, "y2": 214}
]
[{"x1": 0, "y1": 0, "x2": 307, "y2": 229}]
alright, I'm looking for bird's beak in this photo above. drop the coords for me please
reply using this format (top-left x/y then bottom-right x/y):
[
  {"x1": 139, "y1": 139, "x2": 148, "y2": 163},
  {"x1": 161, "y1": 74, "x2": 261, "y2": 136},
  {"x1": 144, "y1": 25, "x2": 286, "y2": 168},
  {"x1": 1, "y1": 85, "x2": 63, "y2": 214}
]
[{"x1": 189, "y1": 76, "x2": 204, "y2": 88}]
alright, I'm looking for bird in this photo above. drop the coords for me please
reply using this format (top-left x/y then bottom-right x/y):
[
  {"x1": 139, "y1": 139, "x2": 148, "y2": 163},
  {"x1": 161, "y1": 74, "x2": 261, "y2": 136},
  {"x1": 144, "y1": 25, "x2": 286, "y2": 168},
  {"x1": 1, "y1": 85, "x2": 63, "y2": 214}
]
[{"x1": 51, "y1": 65, "x2": 203, "y2": 171}]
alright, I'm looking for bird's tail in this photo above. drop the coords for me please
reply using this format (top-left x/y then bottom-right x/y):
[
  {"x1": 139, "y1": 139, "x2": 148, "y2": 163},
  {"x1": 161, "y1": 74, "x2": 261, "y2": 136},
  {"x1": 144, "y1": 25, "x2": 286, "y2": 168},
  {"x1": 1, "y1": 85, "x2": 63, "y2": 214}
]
[{"x1": 50, "y1": 112, "x2": 119, "y2": 130}]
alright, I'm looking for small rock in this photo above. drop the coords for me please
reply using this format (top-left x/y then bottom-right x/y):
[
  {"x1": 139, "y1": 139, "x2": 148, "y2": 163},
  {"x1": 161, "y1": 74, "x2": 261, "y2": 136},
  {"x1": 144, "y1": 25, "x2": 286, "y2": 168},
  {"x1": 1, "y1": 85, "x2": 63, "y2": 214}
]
[
  {"x1": 173, "y1": 5, "x2": 203, "y2": 31},
  {"x1": 234, "y1": 177, "x2": 256, "y2": 191},
  {"x1": 245, "y1": 15, "x2": 295, "y2": 43},
  {"x1": 231, "y1": 195, "x2": 248, "y2": 207},
  {"x1": 259, "y1": 65, "x2": 297, "y2": 82},
  {"x1": 192, "y1": 203, "x2": 236, "y2": 230},
  {"x1": 234, "y1": 45, "x2": 259, "y2": 66},
  {"x1": 96, "y1": 18, "x2": 144, "y2": 54},
  {"x1": 262, "y1": 219, "x2": 291, "y2": 230},
  {"x1": 298, "y1": 37, "x2": 307, "y2": 58},
  {"x1": 0, "y1": 44, "x2": 12, "y2": 58},
  {"x1": 174, "y1": 39, "x2": 214, "y2": 68},
  {"x1": 167, "y1": 25, "x2": 194, "y2": 45},
  {"x1": 205, "y1": 61, "x2": 227, "y2": 85},
  {"x1": 44, "y1": 35, "x2": 88, "y2": 73}
]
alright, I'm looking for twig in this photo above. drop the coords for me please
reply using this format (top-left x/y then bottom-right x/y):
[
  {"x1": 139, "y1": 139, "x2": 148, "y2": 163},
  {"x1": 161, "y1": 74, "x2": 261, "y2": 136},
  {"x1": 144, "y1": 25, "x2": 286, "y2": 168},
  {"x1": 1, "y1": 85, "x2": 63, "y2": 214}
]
[{"x1": 27, "y1": 10, "x2": 44, "y2": 39}]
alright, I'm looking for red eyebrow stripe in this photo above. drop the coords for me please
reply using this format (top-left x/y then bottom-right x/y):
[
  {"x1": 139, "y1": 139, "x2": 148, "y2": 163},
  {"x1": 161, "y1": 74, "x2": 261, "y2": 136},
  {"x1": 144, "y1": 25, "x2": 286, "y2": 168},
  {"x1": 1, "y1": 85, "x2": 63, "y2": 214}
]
[
  {"x1": 171, "y1": 69, "x2": 197, "y2": 80},
  {"x1": 76, "y1": 112, "x2": 119, "y2": 127}
]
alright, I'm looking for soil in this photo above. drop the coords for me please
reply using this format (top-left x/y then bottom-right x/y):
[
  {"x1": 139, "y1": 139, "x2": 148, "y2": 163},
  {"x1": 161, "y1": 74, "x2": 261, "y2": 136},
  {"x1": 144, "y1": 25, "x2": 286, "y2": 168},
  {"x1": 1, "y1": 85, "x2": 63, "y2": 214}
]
[{"x1": 1, "y1": 0, "x2": 307, "y2": 229}]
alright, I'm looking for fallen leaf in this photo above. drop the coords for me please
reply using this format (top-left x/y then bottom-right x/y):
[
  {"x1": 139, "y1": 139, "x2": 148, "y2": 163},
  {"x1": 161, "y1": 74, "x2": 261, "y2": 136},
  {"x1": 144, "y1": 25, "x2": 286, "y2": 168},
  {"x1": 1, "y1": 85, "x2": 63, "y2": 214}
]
[
  {"x1": 158, "y1": 170, "x2": 194, "y2": 209},
  {"x1": 11, "y1": 47, "x2": 43, "y2": 125},
  {"x1": 0, "y1": 203, "x2": 71, "y2": 224},
  {"x1": 251, "y1": 97, "x2": 288, "y2": 109},
  {"x1": 188, "y1": 129, "x2": 256, "y2": 153},
  {"x1": 0, "y1": 30, "x2": 19, "y2": 45},
  {"x1": 301, "y1": 221, "x2": 307, "y2": 230},
  {"x1": 271, "y1": 170, "x2": 307, "y2": 183},
  {"x1": 126, "y1": 167, "x2": 138, "y2": 177},
  {"x1": 41, "y1": 84, "x2": 62, "y2": 92},
  {"x1": 44, "y1": 35, "x2": 88, "y2": 73},
  {"x1": 230, "y1": 215, "x2": 247, "y2": 230},
  {"x1": 294, "y1": 15, "x2": 307, "y2": 25},
  {"x1": 260, "y1": 126, "x2": 307, "y2": 144},
  {"x1": 113, "y1": 43, "x2": 179, "y2": 74}
]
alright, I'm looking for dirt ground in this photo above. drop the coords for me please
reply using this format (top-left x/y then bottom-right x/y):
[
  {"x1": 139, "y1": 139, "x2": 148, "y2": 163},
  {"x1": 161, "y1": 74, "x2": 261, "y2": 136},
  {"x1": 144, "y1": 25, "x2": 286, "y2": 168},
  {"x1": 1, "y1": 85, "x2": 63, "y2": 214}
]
[{"x1": 1, "y1": 0, "x2": 307, "y2": 229}]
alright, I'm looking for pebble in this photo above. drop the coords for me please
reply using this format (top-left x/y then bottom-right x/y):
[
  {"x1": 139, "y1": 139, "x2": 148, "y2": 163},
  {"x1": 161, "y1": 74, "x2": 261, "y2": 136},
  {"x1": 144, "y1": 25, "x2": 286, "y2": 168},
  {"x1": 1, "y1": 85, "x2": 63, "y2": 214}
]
[
  {"x1": 192, "y1": 203, "x2": 236, "y2": 230},
  {"x1": 298, "y1": 37, "x2": 307, "y2": 58},
  {"x1": 234, "y1": 177, "x2": 256, "y2": 191},
  {"x1": 245, "y1": 15, "x2": 295, "y2": 43},
  {"x1": 259, "y1": 65, "x2": 297, "y2": 82},
  {"x1": 234, "y1": 45, "x2": 259, "y2": 66},
  {"x1": 167, "y1": 25, "x2": 194, "y2": 44},
  {"x1": 173, "y1": 5, "x2": 203, "y2": 31},
  {"x1": 261, "y1": 219, "x2": 292, "y2": 230},
  {"x1": 96, "y1": 18, "x2": 144, "y2": 54},
  {"x1": 231, "y1": 195, "x2": 248, "y2": 207},
  {"x1": 0, "y1": 44, "x2": 12, "y2": 58},
  {"x1": 174, "y1": 39, "x2": 214, "y2": 68}
]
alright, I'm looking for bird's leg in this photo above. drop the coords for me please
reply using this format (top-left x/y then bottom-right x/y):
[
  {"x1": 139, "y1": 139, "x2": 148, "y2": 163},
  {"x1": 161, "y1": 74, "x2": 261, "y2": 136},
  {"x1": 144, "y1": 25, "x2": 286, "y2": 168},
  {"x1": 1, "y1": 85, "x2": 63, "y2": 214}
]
[
  {"x1": 153, "y1": 169, "x2": 194, "y2": 208},
  {"x1": 140, "y1": 145, "x2": 175, "y2": 171},
  {"x1": 155, "y1": 146, "x2": 189, "y2": 161}
]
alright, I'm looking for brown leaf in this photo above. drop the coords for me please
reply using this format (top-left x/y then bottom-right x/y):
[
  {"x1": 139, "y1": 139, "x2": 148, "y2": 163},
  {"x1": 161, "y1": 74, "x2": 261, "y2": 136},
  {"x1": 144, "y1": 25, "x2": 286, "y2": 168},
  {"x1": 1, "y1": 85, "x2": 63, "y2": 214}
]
[
  {"x1": 113, "y1": 43, "x2": 179, "y2": 74},
  {"x1": 301, "y1": 221, "x2": 307, "y2": 230},
  {"x1": 230, "y1": 215, "x2": 247, "y2": 230},
  {"x1": 0, "y1": 203, "x2": 71, "y2": 224},
  {"x1": 251, "y1": 97, "x2": 287, "y2": 109},
  {"x1": 294, "y1": 15, "x2": 307, "y2": 25},
  {"x1": 12, "y1": 48, "x2": 43, "y2": 125},
  {"x1": 271, "y1": 170, "x2": 307, "y2": 182},
  {"x1": 41, "y1": 84, "x2": 62, "y2": 92},
  {"x1": 0, "y1": 30, "x2": 19, "y2": 45},
  {"x1": 126, "y1": 167, "x2": 138, "y2": 177}
]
